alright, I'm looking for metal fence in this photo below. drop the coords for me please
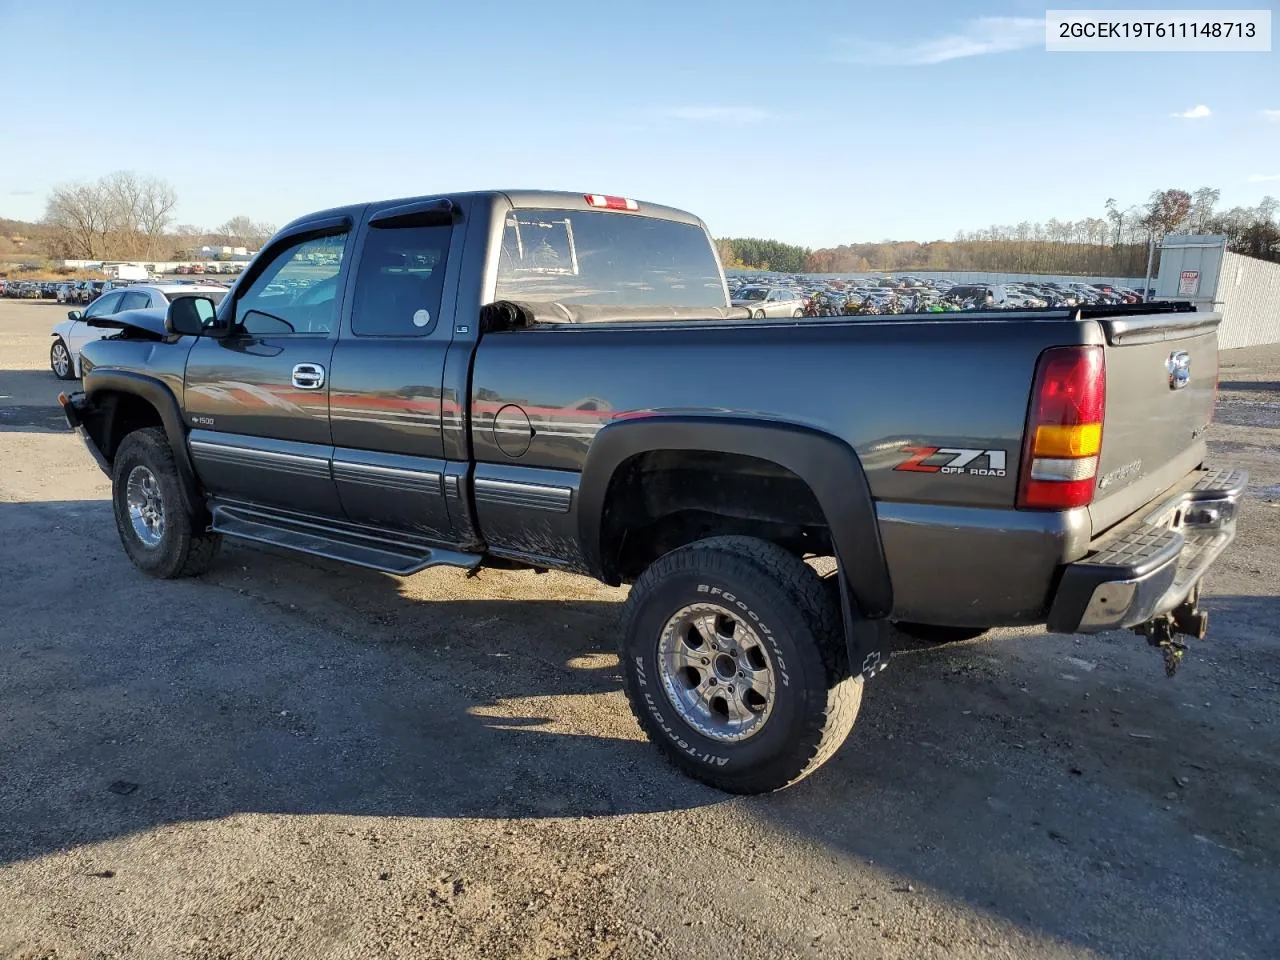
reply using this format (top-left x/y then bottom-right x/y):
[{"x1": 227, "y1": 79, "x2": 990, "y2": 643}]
[{"x1": 1215, "y1": 252, "x2": 1280, "y2": 350}]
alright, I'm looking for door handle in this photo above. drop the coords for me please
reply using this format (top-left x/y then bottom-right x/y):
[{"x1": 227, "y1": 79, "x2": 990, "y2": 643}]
[{"x1": 291, "y1": 363, "x2": 326, "y2": 390}]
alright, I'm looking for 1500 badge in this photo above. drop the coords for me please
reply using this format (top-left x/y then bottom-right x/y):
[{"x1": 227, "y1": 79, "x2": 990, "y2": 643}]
[{"x1": 896, "y1": 447, "x2": 1007, "y2": 477}]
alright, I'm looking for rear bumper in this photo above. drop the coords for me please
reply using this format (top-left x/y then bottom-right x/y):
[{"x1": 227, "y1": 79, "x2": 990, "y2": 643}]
[{"x1": 1047, "y1": 466, "x2": 1246, "y2": 634}]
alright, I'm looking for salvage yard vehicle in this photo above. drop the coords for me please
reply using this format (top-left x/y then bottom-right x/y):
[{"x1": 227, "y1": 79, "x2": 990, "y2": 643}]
[
  {"x1": 730, "y1": 285, "x2": 808, "y2": 318},
  {"x1": 60, "y1": 189, "x2": 1245, "y2": 794},
  {"x1": 50, "y1": 283, "x2": 230, "y2": 380}
]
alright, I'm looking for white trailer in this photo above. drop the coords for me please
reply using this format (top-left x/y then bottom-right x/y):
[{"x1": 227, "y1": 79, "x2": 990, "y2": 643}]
[{"x1": 104, "y1": 263, "x2": 149, "y2": 281}]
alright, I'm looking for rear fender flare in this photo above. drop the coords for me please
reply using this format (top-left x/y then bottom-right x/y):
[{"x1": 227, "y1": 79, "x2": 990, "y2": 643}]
[
  {"x1": 577, "y1": 416, "x2": 893, "y2": 619},
  {"x1": 84, "y1": 369, "x2": 203, "y2": 522}
]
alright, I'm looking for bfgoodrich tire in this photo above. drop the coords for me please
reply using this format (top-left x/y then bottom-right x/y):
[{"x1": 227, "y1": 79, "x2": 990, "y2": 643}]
[
  {"x1": 620, "y1": 536, "x2": 862, "y2": 794},
  {"x1": 111, "y1": 427, "x2": 221, "y2": 578}
]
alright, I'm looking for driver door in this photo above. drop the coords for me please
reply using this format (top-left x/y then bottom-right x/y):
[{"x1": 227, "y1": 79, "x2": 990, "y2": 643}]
[{"x1": 183, "y1": 226, "x2": 351, "y2": 517}]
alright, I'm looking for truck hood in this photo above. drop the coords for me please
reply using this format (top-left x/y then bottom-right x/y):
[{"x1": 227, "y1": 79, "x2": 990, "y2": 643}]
[{"x1": 85, "y1": 307, "x2": 169, "y2": 339}]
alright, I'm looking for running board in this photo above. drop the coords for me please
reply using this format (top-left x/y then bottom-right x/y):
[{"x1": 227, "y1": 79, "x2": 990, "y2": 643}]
[{"x1": 209, "y1": 502, "x2": 481, "y2": 575}]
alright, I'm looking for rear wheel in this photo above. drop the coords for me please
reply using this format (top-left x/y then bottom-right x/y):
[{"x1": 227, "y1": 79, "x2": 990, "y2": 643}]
[
  {"x1": 792, "y1": 308, "x2": 805, "y2": 318},
  {"x1": 50, "y1": 338, "x2": 75, "y2": 380},
  {"x1": 620, "y1": 536, "x2": 861, "y2": 793},
  {"x1": 752, "y1": 309, "x2": 766, "y2": 319},
  {"x1": 111, "y1": 427, "x2": 221, "y2": 578}
]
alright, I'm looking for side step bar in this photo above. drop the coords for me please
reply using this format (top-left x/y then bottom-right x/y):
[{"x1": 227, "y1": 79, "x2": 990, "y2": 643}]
[{"x1": 210, "y1": 501, "x2": 481, "y2": 575}]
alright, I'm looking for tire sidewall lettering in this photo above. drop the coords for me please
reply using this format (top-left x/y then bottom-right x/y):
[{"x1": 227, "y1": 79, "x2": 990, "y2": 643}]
[{"x1": 632, "y1": 574, "x2": 809, "y2": 770}]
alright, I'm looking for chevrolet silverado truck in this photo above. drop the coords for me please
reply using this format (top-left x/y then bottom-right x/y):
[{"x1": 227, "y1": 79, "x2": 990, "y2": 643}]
[{"x1": 59, "y1": 190, "x2": 1245, "y2": 794}]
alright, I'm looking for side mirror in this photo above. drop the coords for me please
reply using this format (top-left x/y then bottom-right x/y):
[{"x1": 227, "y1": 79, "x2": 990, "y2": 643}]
[
  {"x1": 68, "y1": 310, "x2": 82, "y2": 321},
  {"x1": 165, "y1": 296, "x2": 223, "y2": 337}
]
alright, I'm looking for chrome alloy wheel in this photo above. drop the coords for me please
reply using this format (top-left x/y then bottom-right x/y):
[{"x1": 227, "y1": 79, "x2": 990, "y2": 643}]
[
  {"x1": 657, "y1": 603, "x2": 777, "y2": 742},
  {"x1": 125, "y1": 465, "x2": 165, "y2": 547}
]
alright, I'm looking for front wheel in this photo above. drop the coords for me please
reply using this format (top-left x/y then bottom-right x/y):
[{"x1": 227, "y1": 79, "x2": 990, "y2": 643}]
[
  {"x1": 752, "y1": 309, "x2": 766, "y2": 319},
  {"x1": 111, "y1": 427, "x2": 221, "y2": 578},
  {"x1": 620, "y1": 536, "x2": 861, "y2": 793},
  {"x1": 50, "y1": 338, "x2": 75, "y2": 380},
  {"x1": 792, "y1": 308, "x2": 805, "y2": 318}
]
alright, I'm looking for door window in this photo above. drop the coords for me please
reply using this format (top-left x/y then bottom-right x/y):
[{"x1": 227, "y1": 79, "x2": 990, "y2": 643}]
[
  {"x1": 119, "y1": 291, "x2": 150, "y2": 311},
  {"x1": 234, "y1": 232, "x2": 348, "y2": 336},
  {"x1": 84, "y1": 292, "x2": 125, "y2": 317},
  {"x1": 350, "y1": 223, "x2": 452, "y2": 337}
]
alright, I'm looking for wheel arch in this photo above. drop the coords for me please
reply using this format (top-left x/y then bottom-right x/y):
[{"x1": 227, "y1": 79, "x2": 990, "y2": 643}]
[
  {"x1": 577, "y1": 416, "x2": 892, "y2": 619},
  {"x1": 81, "y1": 370, "x2": 204, "y2": 522}
]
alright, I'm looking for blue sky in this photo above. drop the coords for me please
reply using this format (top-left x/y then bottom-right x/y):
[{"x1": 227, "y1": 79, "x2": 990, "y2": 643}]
[{"x1": 1, "y1": 0, "x2": 1276, "y2": 247}]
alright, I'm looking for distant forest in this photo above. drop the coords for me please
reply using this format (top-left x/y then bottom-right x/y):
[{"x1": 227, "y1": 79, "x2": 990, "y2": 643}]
[{"x1": 717, "y1": 188, "x2": 1280, "y2": 276}]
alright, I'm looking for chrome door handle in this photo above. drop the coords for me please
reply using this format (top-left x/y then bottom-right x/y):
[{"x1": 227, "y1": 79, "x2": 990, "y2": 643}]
[{"x1": 291, "y1": 363, "x2": 326, "y2": 390}]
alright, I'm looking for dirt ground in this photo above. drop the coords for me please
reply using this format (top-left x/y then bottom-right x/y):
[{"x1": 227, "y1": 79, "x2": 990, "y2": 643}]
[{"x1": 1, "y1": 298, "x2": 1277, "y2": 960}]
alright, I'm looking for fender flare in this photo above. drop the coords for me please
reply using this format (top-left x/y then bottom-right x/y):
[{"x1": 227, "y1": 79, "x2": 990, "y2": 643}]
[
  {"x1": 576, "y1": 416, "x2": 893, "y2": 619},
  {"x1": 84, "y1": 369, "x2": 204, "y2": 522}
]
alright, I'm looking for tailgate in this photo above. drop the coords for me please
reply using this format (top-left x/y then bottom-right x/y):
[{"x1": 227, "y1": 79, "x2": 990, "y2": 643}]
[{"x1": 1090, "y1": 310, "x2": 1221, "y2": 533}]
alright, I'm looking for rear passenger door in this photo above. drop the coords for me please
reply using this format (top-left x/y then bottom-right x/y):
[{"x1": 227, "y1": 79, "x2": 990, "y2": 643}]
[{"x1": 328, "y1": 203, "x2": 459, "y2": 543}]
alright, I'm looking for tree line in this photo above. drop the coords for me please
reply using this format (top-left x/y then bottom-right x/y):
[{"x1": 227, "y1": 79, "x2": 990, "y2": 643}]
[
  {"x1": 6, "y1": 174, "x2": 1279, "y2": 276},
  {"x1": 32, "y1": 171, "x2": 275, "y2": 262},
  {"x1": 719, "y1": 187, "x2": 1280, "y2": 276}
]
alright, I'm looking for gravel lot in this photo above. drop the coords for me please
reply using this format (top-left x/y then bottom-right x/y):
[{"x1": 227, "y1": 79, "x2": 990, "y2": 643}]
[{"x1": 2, "y1": 298, "x2": 1277, "y2": 960}]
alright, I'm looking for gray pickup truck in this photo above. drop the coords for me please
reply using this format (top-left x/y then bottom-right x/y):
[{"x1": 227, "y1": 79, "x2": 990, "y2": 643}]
[{"x1": 60, "y1": 190, "x2": 1245, "y2": 794}]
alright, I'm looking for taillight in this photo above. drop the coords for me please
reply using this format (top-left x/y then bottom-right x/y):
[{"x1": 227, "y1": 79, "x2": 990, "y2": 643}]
[
  {"x1": 585, "y1": 194, "x2": 639, "y2": 211},
  {"x1": 1017, "y1": 345, "x2": 1105, "y2": 510}
]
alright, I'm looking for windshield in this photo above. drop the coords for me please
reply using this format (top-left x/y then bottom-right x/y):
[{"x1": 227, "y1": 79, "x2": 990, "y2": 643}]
[
  {"x1": 495, "y1": 209, "x2": 726, "y2": 308},
  {"x1": 735, "y1": 288, "x2": 768, "y2": 301}
]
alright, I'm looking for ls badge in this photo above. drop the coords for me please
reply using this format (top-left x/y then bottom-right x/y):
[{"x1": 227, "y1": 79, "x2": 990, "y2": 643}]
[{"x1": 1167, "y1": 350, "x2": 1191, "y2": 390}]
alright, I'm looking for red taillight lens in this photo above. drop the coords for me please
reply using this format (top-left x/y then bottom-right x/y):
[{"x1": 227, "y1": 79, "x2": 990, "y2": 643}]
[
  {"x1": 1032, "y1": 346, "x2": 1105, "y2": 426},
  {"x1": 1017, "y1": 345, "x2": 1106, "y2": 510}
]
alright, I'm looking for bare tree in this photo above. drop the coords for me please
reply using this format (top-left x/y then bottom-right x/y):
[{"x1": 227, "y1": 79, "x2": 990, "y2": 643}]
[
  {"x1": 43, "y1": 171, "x2": 179, "y2": 260},
  {"x1": 45, "y1": 183, "x2": 111, "y2": 258},
  {"x1": 217, "y1": 215, "x2": 276, "y2": 249},
  {"x1": 1188, "y1": 187, "x2": 1221, "y2": 234},
  {"x1": 138, "y1": 177, "x2": 178, "y2": 259}
]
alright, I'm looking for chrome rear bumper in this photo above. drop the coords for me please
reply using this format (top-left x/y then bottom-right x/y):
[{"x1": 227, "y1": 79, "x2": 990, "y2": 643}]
[{"x1": 1047, "y1": 467, "x2": 1246, "y2": 634}]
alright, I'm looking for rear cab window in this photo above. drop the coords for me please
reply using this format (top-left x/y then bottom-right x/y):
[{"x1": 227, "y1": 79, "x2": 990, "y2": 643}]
[{"x1": 495, "y1": 208, "x2": 726, "y2": 310}]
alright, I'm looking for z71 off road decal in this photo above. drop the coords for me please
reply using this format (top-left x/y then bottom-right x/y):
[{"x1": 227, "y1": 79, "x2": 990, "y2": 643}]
[{"x1": 896, "y1": 446, "x2": 1007, "y2": 477}]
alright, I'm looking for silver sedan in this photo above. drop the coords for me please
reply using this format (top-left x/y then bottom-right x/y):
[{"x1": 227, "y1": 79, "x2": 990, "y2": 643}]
[{"x1": 730, "y1": 286, "x2": 807, "y2": 318}]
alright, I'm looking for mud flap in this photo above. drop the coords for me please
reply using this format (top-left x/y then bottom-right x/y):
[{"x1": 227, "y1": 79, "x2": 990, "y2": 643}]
[{"x1": 836, "y1": 556, "x2": 891, "y2": 681}]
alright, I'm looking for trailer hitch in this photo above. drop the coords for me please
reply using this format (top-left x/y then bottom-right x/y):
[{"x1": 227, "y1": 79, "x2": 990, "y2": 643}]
[{"x1": 1133, "y1": 593, "x2": 1208, "y2": 678}]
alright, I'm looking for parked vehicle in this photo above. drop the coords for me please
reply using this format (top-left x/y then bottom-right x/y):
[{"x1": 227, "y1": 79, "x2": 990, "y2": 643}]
[
  {"x1": 60, "y1": 189, "x2": 1244, "y2": 794},
  {"x1": 105, "y1": 264, "x2": 149, "y2": 281},
  {"x1": 49, "y1": 283, "x2": 229, "y2": 379},
  {"x1": 730, "y1": 285, "x2": 807, "y2": 318}
]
